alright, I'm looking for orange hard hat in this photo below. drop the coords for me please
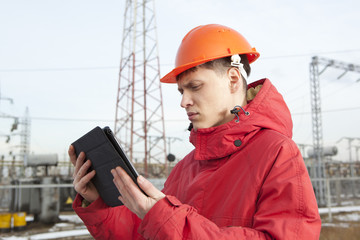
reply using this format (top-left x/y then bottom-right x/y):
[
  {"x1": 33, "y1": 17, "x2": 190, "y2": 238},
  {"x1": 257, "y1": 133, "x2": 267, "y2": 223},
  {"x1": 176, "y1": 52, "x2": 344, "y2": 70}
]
[{"x1": 160, "y1": 24, "x2": 260, "y2": 83}]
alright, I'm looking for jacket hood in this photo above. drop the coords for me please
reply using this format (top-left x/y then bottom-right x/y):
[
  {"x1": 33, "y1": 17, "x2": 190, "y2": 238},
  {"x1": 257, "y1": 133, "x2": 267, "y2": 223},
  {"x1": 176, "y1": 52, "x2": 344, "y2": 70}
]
[{"x1": 189, "y1": 78, "x2": 293, "y2": 161}]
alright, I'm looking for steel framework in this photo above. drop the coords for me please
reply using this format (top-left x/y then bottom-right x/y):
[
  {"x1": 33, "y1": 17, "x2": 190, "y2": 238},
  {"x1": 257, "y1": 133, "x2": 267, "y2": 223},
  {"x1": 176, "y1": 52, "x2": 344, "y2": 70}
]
[
  {"x1": 20, "y1": 107, "x2": 31, "y2": 163},
  {"x1": 114, "y1": 0, "x2": 167, "y2": 177},
  {"x1": 310, "y1": 56, "x2": 360, "y2": 205}
]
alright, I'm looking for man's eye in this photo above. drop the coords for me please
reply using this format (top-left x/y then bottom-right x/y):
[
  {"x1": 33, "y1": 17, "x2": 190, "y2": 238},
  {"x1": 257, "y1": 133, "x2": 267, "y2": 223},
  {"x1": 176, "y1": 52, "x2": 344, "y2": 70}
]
[{"x1": 192, "y1": 85, "x2": 200, "y2": 90}]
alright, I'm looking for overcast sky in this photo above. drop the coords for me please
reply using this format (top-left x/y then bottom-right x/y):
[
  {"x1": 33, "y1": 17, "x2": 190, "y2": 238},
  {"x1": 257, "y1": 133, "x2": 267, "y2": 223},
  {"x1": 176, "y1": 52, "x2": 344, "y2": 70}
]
[{"x1": 1, "y1": 0, "x2": 360, "y2": 162}]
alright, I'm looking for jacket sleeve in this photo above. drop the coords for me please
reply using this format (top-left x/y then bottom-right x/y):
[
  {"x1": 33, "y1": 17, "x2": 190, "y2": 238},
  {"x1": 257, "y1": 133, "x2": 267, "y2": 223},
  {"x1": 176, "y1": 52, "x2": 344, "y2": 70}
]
[
  {"x1": 73, "y1": 194, "x2": 143, "y2": 240},
  {"x1": 139, "y1": 196, "x2": 272, "y2": 239},
  {"x1": 138, "y1": 140, "x2": 321, "y2": 240}
]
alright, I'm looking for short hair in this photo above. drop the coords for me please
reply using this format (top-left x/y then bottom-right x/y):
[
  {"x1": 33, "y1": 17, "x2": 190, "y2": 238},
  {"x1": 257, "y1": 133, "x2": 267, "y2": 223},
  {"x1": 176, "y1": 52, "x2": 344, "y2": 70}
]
[{"x1": 176, "y1": 54, "x2": 251, "y2": 94}]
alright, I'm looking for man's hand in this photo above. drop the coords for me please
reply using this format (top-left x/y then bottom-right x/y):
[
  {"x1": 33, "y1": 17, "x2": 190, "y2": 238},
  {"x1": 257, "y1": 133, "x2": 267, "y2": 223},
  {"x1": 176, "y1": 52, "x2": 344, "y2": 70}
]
[
  {"x1": 111, "y1": 167, "x2": 165, "y2": 219},
  {"x1": 68, "y1": 145, "x2": 100, "y2": 203}
]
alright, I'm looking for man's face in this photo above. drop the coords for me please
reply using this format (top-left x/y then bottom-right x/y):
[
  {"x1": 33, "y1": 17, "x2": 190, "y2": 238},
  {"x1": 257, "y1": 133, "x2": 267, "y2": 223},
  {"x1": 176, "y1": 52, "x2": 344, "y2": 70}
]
[{"x1": 177, "y1": 68, "x2": 235, "y2": 130}]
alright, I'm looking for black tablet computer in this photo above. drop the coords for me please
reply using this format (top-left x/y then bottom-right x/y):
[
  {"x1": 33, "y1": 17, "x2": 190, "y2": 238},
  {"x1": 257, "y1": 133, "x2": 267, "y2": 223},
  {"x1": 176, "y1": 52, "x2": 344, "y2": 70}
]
[{"x1": 72, "y1": 126, "x2": 142, "y2": 207}]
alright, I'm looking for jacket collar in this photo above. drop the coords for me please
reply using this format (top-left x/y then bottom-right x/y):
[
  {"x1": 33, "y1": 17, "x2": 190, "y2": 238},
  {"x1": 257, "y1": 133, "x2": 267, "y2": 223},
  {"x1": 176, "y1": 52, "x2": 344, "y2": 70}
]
[{"x1": 189, "y1": 79, "x2": 293, "y2": 161}]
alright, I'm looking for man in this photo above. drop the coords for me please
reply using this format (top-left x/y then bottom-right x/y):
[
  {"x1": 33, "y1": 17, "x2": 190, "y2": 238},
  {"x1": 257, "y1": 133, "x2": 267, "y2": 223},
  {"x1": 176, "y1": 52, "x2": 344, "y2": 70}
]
[{"x1": 69, "y1": 24, "x2": 321, "y2": 239}]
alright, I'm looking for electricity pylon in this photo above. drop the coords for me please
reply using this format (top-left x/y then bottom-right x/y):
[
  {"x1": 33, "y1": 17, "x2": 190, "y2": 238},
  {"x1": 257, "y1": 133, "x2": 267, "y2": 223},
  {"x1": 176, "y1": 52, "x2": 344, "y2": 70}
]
[
  {"x1": 114, "y1": 0, "x2": 167, "y2": 177},
  {"x1": 310, "y1": 56, "x2": 360, "y2": 205}
]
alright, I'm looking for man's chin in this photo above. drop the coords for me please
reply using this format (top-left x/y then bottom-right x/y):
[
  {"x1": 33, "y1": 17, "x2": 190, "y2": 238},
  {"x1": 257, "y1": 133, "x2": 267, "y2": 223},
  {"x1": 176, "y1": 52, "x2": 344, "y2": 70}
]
[
  {"x1": 191, "y1": 122, "x2": 199, "y2": 131},
  {"x1": 192, "y1": 122, "x2": 208, "y2": 131}
]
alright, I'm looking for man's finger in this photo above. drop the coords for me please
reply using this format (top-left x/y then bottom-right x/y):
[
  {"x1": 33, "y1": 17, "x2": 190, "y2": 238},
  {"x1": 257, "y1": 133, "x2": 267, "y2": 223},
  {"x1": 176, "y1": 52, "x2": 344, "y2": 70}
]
[
  {"x1": 77, "y1": 170, "x2": 96, "y2": 188},
  {"x1": 68, "y1": 145, "x2": 77, "y2": 166},
  {"x1": 113, "y1": 167, "x2": 143, "y2": 200},
  {"x1": 111, "y1": 169, "x2": 124, "y2": 192},
  {"x1": 73, "y1": 152, "x2": 85, "y2": 178},
  {"x1": 75, "y1": 159, "x2": 92, "y2": 181},
  {"x1": 137, "y1": 175, "x2": 165, "y2": 200},
  {"x1": 112, "y1": 168, "x2": 133, "y2": 206}
]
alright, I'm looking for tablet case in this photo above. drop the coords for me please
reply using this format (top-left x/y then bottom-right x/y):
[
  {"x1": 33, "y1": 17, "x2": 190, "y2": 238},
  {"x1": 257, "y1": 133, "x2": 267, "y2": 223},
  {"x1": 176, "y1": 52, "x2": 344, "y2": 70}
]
[{"x1": 72, "y1": 126, "x2": 141, "y2": 207}]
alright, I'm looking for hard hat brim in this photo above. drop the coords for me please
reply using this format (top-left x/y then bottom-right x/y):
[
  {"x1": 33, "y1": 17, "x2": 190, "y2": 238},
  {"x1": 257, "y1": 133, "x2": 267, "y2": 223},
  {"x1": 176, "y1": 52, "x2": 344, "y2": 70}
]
[{"x1": 160, "y1": 51, "x2": 260, "y2": 83}]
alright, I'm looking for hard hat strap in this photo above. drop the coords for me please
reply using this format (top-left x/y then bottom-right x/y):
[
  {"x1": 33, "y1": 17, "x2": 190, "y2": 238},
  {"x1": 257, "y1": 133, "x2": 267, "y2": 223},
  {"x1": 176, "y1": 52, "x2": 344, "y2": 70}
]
[{"x1": 231, "y1": 54, "x2": 247, "y2": 81}]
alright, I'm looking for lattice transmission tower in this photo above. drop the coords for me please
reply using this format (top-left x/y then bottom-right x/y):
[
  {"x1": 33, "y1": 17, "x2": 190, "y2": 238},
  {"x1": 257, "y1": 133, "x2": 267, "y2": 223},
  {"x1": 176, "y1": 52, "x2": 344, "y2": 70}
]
[
  {"x1": 309, "y1": 56, "x2": 360, "y2": 206},
  {"x1": 20, "y1": 107, "x2": 31, "y2": 163},
  {"x1": 114, "y1": 0, "x2": 167, "y2": 177}
]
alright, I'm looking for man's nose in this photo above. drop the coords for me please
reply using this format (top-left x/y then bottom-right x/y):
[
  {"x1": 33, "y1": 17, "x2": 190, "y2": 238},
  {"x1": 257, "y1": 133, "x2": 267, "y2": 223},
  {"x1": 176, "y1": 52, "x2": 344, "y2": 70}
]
[{"x1": 180, "y1": 92, "x2": 193, "y2": 108}]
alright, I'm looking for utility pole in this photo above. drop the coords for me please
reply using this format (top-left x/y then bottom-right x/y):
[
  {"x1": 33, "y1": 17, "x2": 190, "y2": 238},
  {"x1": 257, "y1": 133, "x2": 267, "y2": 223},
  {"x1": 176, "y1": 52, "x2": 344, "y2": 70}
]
[
  {"x1": 355, "y1": 145, "x2": 360, "y2": 162},
  {"x1": 114, "y1": 0, "x2": 167, "y2": 177},
  {"x1": 337, "y1": 137, "x2": 360, "y2": 197},
  {"x1": 19, "y1": 107, "x2": 31, "y2": 165},
  {"x1": 309, "y1": 56, "x2": 326, "y2": 206},
  {"x1": 309, "y1": 56, "x2": 360, "y2": 206}
]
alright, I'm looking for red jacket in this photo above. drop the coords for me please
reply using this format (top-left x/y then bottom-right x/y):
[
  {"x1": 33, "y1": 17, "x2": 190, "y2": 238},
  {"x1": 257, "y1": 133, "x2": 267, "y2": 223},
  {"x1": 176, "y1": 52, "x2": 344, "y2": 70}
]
[{"x1": 73, "y1": 79, "x2": 321, "y2": 239}]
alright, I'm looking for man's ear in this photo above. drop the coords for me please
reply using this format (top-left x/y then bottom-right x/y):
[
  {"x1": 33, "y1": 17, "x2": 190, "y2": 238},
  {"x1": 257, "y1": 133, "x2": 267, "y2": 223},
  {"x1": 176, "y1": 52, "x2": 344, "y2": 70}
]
[{"x1": 227, "y1": 67, "x2": 242, "y2": 93}]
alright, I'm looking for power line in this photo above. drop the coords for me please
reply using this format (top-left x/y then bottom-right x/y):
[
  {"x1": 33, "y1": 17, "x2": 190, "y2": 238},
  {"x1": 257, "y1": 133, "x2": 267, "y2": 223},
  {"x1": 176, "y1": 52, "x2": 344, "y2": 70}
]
[
  {"x1": 0, "y1": 115, "x2": 188, "y2": 123},
  {"x1": 292, "y1": 106, "x2": 360, "y2": 116},
  {"x1": 0, "y1": 66, "x2": 118, "y2": 73},
  {"x1": 1, "y1": 49, "x2": 360, "y2": 73},
  {"x1": 30, "y1": 116, "x2": 113, "y2": 122},
  {"x1": 261, "y1": 49, "x2": 360, "y2": 60},
  {"x1": 0, "y1": 115, "x2": 113, "y2": 122},
  {"x1": 1, "y1": 106, "x2": 359, "y2": 123}
]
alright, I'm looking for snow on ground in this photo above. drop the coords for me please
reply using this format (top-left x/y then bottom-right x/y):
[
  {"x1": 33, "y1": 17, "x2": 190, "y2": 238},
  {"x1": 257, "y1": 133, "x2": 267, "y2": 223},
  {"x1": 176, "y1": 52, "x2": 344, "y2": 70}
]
[
  {"x1": 318, "y1": 205, "x2": 360, "y2": 214},
  {"x1": 319, "y1": 205, "x2": 360, "y2": 228},
  {"x1": 1, "y1": 229, "x2": 90, "y2": 240},
  {"x1": 322, "y1": 222, "x2": 351, "y2": 228},
  {"x1": 30, "y1": 229, "x2": 89, "y2": 240},
  {"x1": 335, "y1": 212, "x2": 360, "y2": 222},
  {"x1": 24, "y1": 214, "x2": 83, "y2": 224},
  {"x1": 2, "y1": 207, "x2": 360, "y2": 239},
  {"x1": 1, "y1": 214, "x2": 90, "y2": 240},
  {"x1": 0, "y1": 237, "x2": 28, "y2": 240},
  {"x1": 58, "y1": 214, "x2": 83, "y2": 224}
]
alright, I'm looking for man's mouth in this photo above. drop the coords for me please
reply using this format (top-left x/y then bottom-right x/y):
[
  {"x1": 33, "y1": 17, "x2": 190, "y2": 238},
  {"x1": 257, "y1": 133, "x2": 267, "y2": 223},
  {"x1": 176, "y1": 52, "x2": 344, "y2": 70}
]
[{"x1": 187, "y1": 112, "x2": 198, "y2": 121}]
